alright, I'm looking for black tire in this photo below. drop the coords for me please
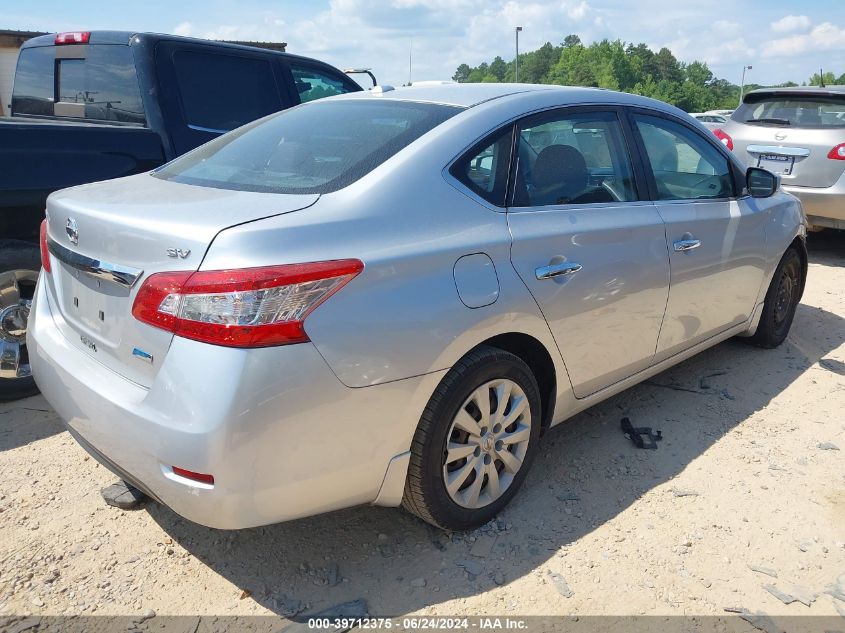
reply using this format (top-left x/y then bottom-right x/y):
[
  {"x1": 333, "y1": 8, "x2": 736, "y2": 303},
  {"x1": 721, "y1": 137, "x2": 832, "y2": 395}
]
[
  {"x1": 0, "y1": 241, "x2": 41, "y2": 402},
  {"x1": 749, "y1": 247, "x2": 804, "y2": 349},
  {"x1": 402, "y1": 345, "x2": 542, "y2": 531}
]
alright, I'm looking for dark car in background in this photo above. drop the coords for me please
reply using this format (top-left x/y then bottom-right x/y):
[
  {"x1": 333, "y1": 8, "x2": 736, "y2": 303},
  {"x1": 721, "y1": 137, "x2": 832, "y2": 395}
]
[
  {"x1": 0, "y1": 30, "x2": 363, "y2": 400},
  {"x1": 715, "y1": 86, "x2": 845, "y2": 232}
]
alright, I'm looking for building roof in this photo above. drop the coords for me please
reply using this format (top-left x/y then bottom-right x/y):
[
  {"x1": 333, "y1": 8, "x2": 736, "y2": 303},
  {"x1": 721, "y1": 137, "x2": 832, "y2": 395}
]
[{"x1": 0, "y1": 29, "x2": 48, "y2": 48}]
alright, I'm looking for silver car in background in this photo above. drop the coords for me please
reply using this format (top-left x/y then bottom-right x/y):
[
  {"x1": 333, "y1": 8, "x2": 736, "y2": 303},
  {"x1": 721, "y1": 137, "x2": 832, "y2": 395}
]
[
  {"x1": 29, "y1": 84, "x2": 806, "y2": 531},
  {"x1": 716, "y1": 86, "x2": 845, "y2": 230}
]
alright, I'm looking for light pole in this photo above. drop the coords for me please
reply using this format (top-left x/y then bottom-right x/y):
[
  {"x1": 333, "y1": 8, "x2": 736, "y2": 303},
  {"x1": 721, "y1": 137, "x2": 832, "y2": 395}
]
[
  {"x1": 739, "y1": 65, "x2": 752, "y2": 105},
  {"x1": 515, "y1": 26, "x2": 523, "y2": 83}
]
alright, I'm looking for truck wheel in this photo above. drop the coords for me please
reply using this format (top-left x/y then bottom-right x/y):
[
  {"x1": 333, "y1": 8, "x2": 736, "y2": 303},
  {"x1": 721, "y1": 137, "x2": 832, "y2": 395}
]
[
  {"x1": 402, "y1": 346, "x2": 542, "y2": 531},
  {"x1": 0, "y1": 243, "x2": 41, "y2": 401}
]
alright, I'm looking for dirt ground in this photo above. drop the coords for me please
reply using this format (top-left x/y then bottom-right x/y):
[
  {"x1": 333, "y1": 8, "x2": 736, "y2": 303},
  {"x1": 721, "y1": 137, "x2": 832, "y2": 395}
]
[{"x1": 1, "y1": 233, "x2": 844, "y2": 623}]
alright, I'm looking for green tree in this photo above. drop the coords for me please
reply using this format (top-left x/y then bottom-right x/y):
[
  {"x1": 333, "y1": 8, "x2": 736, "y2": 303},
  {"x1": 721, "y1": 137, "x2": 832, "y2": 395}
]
[
  {"x1": 489, "y1": 56, "x2": 507, "y2": 82},
  {"x1": 452, "y1": 63, "x2": 471, "y2": 83},
  {"x1": 810, "y1": 71, "x2": 836, "y2": 86}
]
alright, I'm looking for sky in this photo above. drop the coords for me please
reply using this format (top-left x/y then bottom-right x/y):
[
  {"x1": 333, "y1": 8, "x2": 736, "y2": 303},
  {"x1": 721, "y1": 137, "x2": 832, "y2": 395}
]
[{"x1": 5, "y1": 0, "x2": 845, "y2": 88}]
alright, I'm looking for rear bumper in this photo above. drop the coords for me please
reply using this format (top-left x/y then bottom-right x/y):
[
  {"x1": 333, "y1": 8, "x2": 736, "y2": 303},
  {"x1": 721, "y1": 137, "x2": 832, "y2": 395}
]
[
  {"x1": 28, "y1": 275, "x2": 440, "y2": 529},
  {"x1": 783, "y1": 178, "x2": 845, "y2": 228}
]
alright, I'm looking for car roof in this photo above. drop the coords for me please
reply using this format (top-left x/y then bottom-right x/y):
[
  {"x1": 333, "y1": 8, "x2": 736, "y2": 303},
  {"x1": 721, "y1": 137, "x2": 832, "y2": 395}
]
[
  {"x1": 333, "y1": 83, "x2": 671, "y2": 110},
  {"x1": 745, "y1": 85, "x2": 845, "y2": 97}
]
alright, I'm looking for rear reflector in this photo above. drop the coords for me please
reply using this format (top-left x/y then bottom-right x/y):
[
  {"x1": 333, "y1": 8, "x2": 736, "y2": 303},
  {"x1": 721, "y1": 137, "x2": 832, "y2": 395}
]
[
  {"x1": 39, "y1": 219, "x2": 51, "y2": 273},
  {"x1": 713, "y1": 128, "x2": 734, "y2": 151},
  {"x1": 132, "y1": 260, "x2": 364, "y2": 348},
  {"x1": 827, "y1": 143, "x2": 845, "y2": 160},
  {"x1": 55, "y1": 31, "x2": 91, "y2": 45},
  {"x1": 171, "y1": 467, "x2": 214, "y2": 485}
]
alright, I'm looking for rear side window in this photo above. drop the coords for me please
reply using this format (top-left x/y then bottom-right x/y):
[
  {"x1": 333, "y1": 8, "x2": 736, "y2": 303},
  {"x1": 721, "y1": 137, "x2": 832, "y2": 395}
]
[
  {"x1": 735, "y1": 93, "x2": 845, "y2": 128},
  {"x1": 451, "y1": 128, "x2": 513, "y2": 206},
  {"x1": 289, "y1": 63, "x2": 357, "y2": 103},
  {"x1": 153, "y1": 100, "x2": 461, "y2": 194},
  {"x1": 634, "y1": 114, "x2": 734, "y2": 201},
  {"x1": 173, "y1": 51, "x2": 280, "y2": 132},
  {"x1": 12, "y1": 45, "x2": 145, "y2": 124}
]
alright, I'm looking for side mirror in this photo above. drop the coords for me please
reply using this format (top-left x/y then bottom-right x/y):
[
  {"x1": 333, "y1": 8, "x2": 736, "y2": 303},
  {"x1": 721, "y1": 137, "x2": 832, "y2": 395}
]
[{"x1": 746, "y1": 167, "x2": 779, "y2": 198}]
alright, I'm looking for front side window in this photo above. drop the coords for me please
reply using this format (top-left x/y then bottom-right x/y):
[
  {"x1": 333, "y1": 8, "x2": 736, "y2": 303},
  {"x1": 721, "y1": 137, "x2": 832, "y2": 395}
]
[
  {"x1": 13, "y1": 45, "x2": 144, "y2": 124},
  {"x1": 153, "y1": 100, "x2": 461, "y2": 194},
  {"x1": 450, "y1": 128, "x2": 513, "y2": 206},
  {"x1": 289, "y1": 64, "x2": 358, "y2": 103},
  {"x1": 634, "y1": 114, "x2": 734, "y2": 201},
  {"x1": 173, "y1": 51, "x2": 280, "y2": 132},
  {"x1": 513, "y1": 110, "x2": 638, "y2": 207}
]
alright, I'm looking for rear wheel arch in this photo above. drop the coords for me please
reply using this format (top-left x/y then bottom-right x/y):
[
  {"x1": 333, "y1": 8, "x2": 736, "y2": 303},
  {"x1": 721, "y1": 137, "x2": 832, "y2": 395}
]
[{"x1": 473, "y1": 332, "x2": 557, "y2": 433}]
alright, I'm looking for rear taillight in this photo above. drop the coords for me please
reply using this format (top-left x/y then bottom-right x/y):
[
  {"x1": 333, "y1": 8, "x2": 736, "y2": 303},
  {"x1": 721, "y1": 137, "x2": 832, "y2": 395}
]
[
  {"x1": 827, "y1": 143, "x2": 845, "y2": 160},
  {"x1": 131, "y1": 260, "x2": 363, "y2": 348},
  {"x1": 713, "y1": 128, "x2": 734, "y2": 151},
  {"x1": 39, "y1": 219, "x2": 51, "y2": 273},
  {"x1": 55, "y1": 31, "x2": 91, "y2": 45}
]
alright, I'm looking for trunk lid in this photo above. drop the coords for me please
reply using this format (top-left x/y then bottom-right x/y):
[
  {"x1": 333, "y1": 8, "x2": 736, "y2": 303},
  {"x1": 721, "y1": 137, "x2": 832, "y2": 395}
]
[{"x1": 44, "y1": 173, "x2": 318, "y2": 387}]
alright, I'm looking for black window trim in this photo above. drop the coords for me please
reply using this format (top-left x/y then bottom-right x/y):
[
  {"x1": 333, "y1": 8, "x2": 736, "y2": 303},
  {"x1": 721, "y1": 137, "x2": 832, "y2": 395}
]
[
  {"x1": 505, "y1": 104, "x2": 649, "y2": 210},
  {"x1": 623, "y1": 106, "x2": 745, "y2": 203}
]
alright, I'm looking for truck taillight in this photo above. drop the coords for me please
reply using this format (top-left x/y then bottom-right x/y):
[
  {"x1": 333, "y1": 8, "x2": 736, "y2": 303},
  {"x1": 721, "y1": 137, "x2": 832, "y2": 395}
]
[
  {"x1": 55, "y1": 31, "x2": 91, "y2": 45},
  {"x1": 131, "y1": 260, "x2": 363, "y2": 348},
  {"x1": 39, "y1": 219, "x2": 51, "y2": 273},
  {"x1": 713, "y1": 128, "x2": 734, "y2": 151},
  {"x1": 827, "y1": 143, "x2": 845, "y2": 160}
]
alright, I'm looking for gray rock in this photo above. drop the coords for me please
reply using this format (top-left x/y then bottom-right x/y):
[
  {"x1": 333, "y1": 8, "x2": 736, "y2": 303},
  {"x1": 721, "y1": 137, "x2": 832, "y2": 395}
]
[
  {"x1": 672, "y1": 489, "x2": 700, "y2": 498},
  {"x1": 456, "y1": 559, "x2": 483, "y2": 576},
  {"x1": 470, "y1": 534, "x2": 498, "y2": 558},
  {"x1": 763, "y1": 583, "x2": 816, "y2": 607},
  {"x1": 493, "y1": 572, "x2": 506, "y2": 586},
  {"x1": 410, "y1": 577, "x2": 426, "y2": 588},
  {"x1": 748, "y1": 564, "x2": 778, "y2": 578},
  {"x1": 547, "y1": 572, "x2": 574, "y2": 598},
  {"x1": 817, "y1": 442, "x2": 840, "y2": 451}
]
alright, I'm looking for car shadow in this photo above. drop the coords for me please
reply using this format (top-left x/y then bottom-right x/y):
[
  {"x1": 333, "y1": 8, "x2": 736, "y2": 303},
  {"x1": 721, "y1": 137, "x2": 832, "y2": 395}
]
[
  {"x1": 808, "y1": 230, "x2": 844, "y2": 266},
  {"x1": 0, "y1": 395, "x2": 64, "y2": 451},
  {"x1": 145, "y1": 297, "x2": 845, "y2": 618}
]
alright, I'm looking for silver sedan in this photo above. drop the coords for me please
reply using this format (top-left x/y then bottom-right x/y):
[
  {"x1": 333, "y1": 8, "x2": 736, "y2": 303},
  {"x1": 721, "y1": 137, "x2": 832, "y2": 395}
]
[{"x1": 29, "y1": 84, "x2": 806, "y2": 530}]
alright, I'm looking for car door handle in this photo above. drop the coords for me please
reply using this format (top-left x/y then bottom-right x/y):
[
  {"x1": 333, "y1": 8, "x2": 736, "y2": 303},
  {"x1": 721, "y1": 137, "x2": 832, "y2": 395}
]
[
  {"x1": 673, "y1": 239, "x2": 701, "y2": 252},
  {"x1": 535, "y1": 262, "x2": 582, "y2": 280}
]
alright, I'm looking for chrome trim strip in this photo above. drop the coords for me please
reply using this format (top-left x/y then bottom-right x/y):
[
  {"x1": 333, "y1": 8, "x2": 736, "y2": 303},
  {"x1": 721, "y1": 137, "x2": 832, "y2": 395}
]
[
  {"x1": 746, "y1": 145, "x2": 810, "y2": 158},
  {"x1": 47, "y1": 238, "x2": 143, "y2": 288}
]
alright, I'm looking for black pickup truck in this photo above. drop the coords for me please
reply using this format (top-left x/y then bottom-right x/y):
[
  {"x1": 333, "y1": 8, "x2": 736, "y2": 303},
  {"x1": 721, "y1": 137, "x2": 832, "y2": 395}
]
[{"x1": 0, "y1": 30, "x2": 363, "y2": 400}]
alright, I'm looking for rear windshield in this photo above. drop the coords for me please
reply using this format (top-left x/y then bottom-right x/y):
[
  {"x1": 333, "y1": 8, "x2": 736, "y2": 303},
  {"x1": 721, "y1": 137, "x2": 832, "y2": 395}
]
[
  {"x1": 734, "y1": 93, "x2": 845, "y2": 128},
  {"x1": 153, "y1": 100, "x2": 462, "y2": 194},
  {"x1": 12, "y1": 44, "x2": 145, "y2": 124}
]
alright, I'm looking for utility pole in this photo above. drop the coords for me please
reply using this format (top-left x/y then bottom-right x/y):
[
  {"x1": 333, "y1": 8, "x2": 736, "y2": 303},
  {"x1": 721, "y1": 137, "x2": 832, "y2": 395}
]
[
  {"x1": 515, "y1": 26, "x2": 523, "y2": 82},
  {"x1": 739, "y1": 65, "x2": 752, "y2": 105},
  {"x1": 408, "y1": 39, "x2": 412, "y2": 86}
]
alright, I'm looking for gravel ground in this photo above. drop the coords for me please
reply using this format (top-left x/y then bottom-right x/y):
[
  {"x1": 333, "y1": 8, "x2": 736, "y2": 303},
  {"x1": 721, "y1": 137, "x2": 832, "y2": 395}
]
[{"x1": 1, "y1": 233, "x2": 844, "y2": 622}]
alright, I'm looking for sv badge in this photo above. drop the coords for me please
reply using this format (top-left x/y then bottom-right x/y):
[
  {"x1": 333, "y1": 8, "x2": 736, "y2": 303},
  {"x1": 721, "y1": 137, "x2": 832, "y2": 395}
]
[
  {"x1": 80, "y1": 335, "x2": 97, "y2": 352},
  {"x1": 166, "y1": 248, "x2": 191, "y2": 259}
]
